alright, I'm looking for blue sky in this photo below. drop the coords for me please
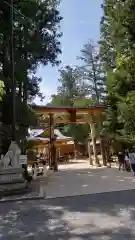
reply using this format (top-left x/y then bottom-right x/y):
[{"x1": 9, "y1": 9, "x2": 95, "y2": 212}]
[{"x1": 36, "y1": 0, "x2": 103, "y2": 104}]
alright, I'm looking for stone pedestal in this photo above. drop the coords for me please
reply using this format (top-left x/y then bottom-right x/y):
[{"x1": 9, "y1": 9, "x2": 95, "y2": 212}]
[{"x1": 0, "y1": 168, "x2": 27, "y2": 196}]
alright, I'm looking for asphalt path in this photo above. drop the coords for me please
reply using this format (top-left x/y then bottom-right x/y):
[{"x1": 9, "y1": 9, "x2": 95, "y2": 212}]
[{"x1": 1, "y1": 166, "x2": 135, "y2": 239}]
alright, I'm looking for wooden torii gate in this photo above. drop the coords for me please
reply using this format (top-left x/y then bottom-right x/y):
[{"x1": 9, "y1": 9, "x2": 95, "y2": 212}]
[{"x1": 32, "y1": 104, "x2": 105, "y2": 170}]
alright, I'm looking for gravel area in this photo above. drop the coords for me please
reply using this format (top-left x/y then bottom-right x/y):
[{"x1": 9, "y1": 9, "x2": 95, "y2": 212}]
[
  {"x1": 0, "y1": 161, "x2": 135, "y2": 239},
  {"x1": 0, "y1": 190, "x2": 135, "y2": 239}
]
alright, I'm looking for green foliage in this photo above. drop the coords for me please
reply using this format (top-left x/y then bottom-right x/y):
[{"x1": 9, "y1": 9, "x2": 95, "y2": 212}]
[
  {"x1": 47, "y1": 94, "x2": 68, "y2": 107},
  {"x1": 100, "y1": 0, "x2": 135, "y2": 150},
  {"x1": 64, "y1": 124, "x2": 90, "y2": 143},
  {"x1": 73, "y1": 98, "x2": 94, "y2": 107},
  {"x1": 0, "y1": 80, "x2": 5, "y2": 101},
  {"x1": 57, "y1": 65, "x2": 87, "y2": 106},
  {"x1": 47, "y1": 43, "x2": 106, "y2": 143},
  {"x1": 47, "y1": 64, "x2": 94, "y2": 143},
  {"x1": 0, "y1": 122, "x2": 11, "y2": 155},
  {"x1": 0, "y1": 0, "x2": 62, "y2": 145},
  {"x1": 77, "y1": 40, "x2": 106, "y2": 103}
]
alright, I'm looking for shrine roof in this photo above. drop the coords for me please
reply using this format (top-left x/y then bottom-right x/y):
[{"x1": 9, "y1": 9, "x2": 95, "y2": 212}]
[
  {"x1": 27, "y1": 128, "x2": 73, "y2": 142},
  {"x1": 31, "y1": 104, "x2": 105, "y2": 114}
]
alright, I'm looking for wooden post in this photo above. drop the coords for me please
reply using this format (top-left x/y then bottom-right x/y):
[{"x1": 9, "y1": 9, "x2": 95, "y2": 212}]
[
  {"x1": 100, "y1": 137, "x2": 107, "y2": 166},
  {"x1": 49, "y1": 113, "x2": 58, "y2": 171},
  {"x1": 87, "y1": 139, "x2": 93, "y2": 165},
  {"x1": 58, "y1": 148, "x2": 60, "y2": 162},
  {"x1": 96, "y1": 118, "x2": 107, "y2": 166},
  {"x1": 49, "y1": 113, "x2": 54, "y2": 170},
  {"x1": 90, "y1": 116, "x2": 100, "y2": 167},
  {"x1": 52, "y1": 138, "x2": 58, "y2": 171},
  {"x1": 74, "y1": 142, "x2": 77, "y2": 159}
]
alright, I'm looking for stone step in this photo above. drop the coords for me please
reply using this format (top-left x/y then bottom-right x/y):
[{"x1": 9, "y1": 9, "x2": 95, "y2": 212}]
[
  {"x1": 0, "y1": 184, "x2": 29, "y2": 198},
  {"x1": 0, "y1": 181, "x2": 27, "y2": 192},
  {"x1": 0, "y1": 168, "x2": 24, "y2": 175},
  {"x1": 0, "y1": 179, "x2": 25, "y2": 185}
]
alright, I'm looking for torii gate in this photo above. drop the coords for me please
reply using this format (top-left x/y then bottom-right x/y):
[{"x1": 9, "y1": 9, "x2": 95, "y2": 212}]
[{"x1": 32, "y1": 104, "x2": 105, "y2": 170}]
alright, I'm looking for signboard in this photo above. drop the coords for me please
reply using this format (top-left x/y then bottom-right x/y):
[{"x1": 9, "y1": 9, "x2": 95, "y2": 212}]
[{"x1": 19, "y1": 155, "x2": 27, "y2": 165}]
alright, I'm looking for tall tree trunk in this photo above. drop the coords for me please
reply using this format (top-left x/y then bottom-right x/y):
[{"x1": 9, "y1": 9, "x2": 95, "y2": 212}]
[
  {"x1": 90, "y1": 51, "x2": 100, "y2": 103},
  {"x1": 21, "y1": 28, "x2": 28, "y2": 154},
  {"x1": 18, "y1": 81, "x2": 22, "y2": 100},
  {"x1": 90, "y1": 121, "x2": 100, "y2": 166},
  {"x1": 2, "y1": 34, "x2": 10, "y2": 93}
]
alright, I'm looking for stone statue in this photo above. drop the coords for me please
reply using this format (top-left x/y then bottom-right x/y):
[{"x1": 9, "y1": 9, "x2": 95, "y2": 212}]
[
  {"x1": 0, "y1": 141, "x2": 21, "y2": 169},
  {"x1": 0, "y1": 141, "x2": 27, "y2": 192}
]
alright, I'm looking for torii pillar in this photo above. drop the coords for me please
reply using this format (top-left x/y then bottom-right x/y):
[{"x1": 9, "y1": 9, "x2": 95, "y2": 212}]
[
  {"x1": 89, "y1": 114, "x2": 100, "y2": 167},
  {"x1": 87, "y1": 133, "x2": 93, "y2": 166},
  {"x1": 49, "y1": 113, "x2": 58, "y2": 171},
  {"x1": 96, "y1": 116, "x2": 107, "y2": 166}
]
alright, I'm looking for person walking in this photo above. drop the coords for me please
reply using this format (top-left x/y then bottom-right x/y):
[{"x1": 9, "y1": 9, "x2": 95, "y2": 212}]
[
  {"x1": 118, "y1": 151, "x2": 125, "y2": 171},
  {"x1": 124, "y1": 150, "x2": 131, "y2": 172},
  {"x1": 129, "y1": 148, "x2": 135, "y2": 176}
]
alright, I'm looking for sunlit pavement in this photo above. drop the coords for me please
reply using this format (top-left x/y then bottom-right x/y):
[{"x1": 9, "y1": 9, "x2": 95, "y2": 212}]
[
  {"x1": 1, "y1": 160, "x2": 135, "y2": 239},
  {"x1": 45, "y1": 160, "x2": 135, "y2": 199}
]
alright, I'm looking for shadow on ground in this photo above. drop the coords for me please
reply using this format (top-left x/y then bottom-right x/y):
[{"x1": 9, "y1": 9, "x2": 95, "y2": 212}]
[
  {"x1": 59, "y1": 161, "x2": 87, "y2": 165},
  {"x1": 0, "y1": 189, "x2": 135, "y2": 239}
]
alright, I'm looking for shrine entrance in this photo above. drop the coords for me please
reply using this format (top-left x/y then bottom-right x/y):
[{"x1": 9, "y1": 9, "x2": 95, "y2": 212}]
[{"x1": 32, "y1": 104, "x2": 105, "y2": 171}]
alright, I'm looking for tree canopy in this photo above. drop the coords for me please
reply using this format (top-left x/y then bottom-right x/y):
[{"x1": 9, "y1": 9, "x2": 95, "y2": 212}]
[
  {"x1": 0, "y1": 0, "x2": 62, "y2": 152},
  {"x1": 100, "y1": 0, "x2": 135, "y2": 150},
  {"x1": 47, "y1": 65, "x2": 97, "y2": 143},
  {"x1": 2, "y1": 0, "x2": 135, "y2": 152},
  {"x1": 46, "y1": 0, "x2": 135, "y2": 150},
  {"x1": 77, "y1": 40, "x2": 106, "y2": 103},
  {"x1": 0, "y1": 80, "x2": 4, "y2": 102}
]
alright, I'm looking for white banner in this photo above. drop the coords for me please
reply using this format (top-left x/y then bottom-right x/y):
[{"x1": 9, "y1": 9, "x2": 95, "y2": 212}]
[{"x1": 19, "y1": 155, "x2": 27, "y2": 165}]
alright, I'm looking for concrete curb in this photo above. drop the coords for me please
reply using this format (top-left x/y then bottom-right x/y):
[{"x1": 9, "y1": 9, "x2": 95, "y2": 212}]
[
  {"x1": 88, "y1": 165, "x2": 118, "y2": 169},
  {"x1": 0, "y1": 170, "x2": 53, "y2": 203},
  {"x1": 0, "y1": 195, "x2": 45, "y2": 203},
  {"x1": 0, "y1": 182, "x2": 43, "y2": 203}
]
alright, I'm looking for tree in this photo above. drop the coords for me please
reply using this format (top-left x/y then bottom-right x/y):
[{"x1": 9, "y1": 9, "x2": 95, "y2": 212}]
[
  {"x1": 0, "y1": 0, "x2": 62, "y2": 147},
  {"x1": 48, "y1": 93, "x2": 93, "y2": 144},
  {"x1": 77, "y1": 40, "x2": 106, "y2": 103},
  {"x1": 64, "y1": 98, "x2": 93, "y2": 143},
  {"x1": 46, "y1": 94, "x2": 67, "y2": 107},
  {"x1": 99, "y1": 0, "x2": 127, "y2": 71},
  {"x1": 57, "y1": 65, "x2": 87, "y2": 106},
  {"x1": 99, "y1": 0, "x2": 135, "y2": 151},
  {"x1": 115, "y1": 0, "x2": 135, "y2": 142},
  {"x1": 47, "y1": 65, "x2": 85, "y2": 107},
  {"x1": 0, "y1": 80, "x2": 4, "y2": 102},
  {"x1": 46, "y1": 64, "x2": 94, "y2": 144}
]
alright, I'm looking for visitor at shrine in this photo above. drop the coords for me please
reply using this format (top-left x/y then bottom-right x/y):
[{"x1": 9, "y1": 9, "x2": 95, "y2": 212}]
[
  {"x1": 124, "y1": 150, "x2": 131, "y2": 172},
  {"x1": 129, "y1": 148, "x2": 135, "y2": 176},
  {"x1": 118, "y1": 151, "x2": 125, "y2": 171}
]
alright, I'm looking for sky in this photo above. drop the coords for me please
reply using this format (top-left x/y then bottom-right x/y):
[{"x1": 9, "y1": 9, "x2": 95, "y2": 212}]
[{"x1": 35, "y1": 0, "x2": 103, "y2": 104}]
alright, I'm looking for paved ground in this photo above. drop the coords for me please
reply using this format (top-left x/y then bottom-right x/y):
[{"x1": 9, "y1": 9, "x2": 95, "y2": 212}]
[
  {"x1": 1, "y1": 160, "x2": 135, "y2": 239},
  {"x1": 45, "y1": 161, "x2": 135, "y2": 198}
]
